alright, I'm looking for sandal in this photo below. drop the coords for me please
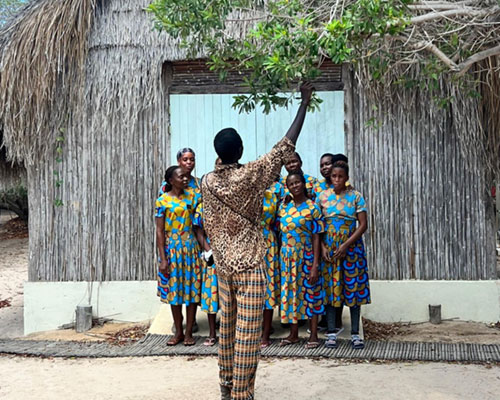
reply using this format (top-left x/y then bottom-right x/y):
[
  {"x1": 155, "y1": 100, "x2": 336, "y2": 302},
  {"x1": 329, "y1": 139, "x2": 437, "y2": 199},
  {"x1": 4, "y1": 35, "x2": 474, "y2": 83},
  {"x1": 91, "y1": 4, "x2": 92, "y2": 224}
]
[
  {"x1": 325, "y1": 333, "x2": 338, "y2": 349},
  {"x1": 203, "y1": 337, "x2": 217, "y2": 346},
  {"x1": 279, "y1": 338, "x2": 299, "y2": 347},
  {"x1": 351, "y1": 334, "x2": 364, "y2": 349},
  {"x1": 261, "y1": 340, "x2": 271, "y2": 349},
  {"x1": 167, "y1": 335, "x2": 184, "y2": 346},
  {"x1": 305, "y1": 341, "x2": 320, "y2": 349},
  {"x1": 184, "y1": 337, "x2": 196, "y2": 346}
]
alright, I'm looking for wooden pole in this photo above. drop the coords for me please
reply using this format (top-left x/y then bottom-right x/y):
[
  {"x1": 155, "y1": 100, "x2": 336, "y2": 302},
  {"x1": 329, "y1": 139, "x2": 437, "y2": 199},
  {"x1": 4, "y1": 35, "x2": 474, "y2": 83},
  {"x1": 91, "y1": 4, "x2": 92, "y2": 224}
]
[
  {"x1": 75, "y1": 305, "x2": 92, "y2": 332},
  {"x1": 429, "y1": 304, "x2": 442, "y2": 324}
]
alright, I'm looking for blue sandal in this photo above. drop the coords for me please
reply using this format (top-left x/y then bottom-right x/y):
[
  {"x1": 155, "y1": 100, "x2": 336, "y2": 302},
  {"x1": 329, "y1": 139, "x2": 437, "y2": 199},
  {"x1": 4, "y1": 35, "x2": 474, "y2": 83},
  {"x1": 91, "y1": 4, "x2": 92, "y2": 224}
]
[
  {"x1": 351, "y1": 334, "x2": 364, "y2": 349},
  {"x1": 325, "y1": 333, "x2": 338, "y2": 348}
]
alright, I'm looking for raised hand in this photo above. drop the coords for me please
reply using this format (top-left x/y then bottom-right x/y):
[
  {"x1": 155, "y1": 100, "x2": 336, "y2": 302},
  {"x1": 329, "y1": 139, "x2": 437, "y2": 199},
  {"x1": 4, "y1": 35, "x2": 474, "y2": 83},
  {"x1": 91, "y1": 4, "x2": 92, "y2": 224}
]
[{"x1": 300, "y1": 82, "x2": 314, "y2": 105}]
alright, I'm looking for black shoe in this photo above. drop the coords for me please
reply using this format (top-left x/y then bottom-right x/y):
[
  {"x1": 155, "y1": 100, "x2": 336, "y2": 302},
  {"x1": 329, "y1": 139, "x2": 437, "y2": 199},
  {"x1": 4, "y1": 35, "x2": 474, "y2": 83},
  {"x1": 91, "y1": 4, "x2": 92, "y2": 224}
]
[{"x1": 220, "y1": 385, "x2": 231, "y2": 400}]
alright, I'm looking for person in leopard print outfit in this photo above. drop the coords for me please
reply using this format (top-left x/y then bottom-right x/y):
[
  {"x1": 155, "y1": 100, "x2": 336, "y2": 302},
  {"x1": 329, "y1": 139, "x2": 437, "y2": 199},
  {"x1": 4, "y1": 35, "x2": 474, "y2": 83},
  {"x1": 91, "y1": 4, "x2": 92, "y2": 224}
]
[{"x1": 201, "y1": 83, "x2": 314, "y2": 400}]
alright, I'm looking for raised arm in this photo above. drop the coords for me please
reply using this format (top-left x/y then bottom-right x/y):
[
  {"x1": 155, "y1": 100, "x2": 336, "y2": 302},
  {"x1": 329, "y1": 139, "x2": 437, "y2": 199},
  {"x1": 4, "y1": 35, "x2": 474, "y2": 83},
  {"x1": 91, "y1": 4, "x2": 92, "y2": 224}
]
[{"x1": 285, "y1": 82, "x2": 314, "y2": 145}]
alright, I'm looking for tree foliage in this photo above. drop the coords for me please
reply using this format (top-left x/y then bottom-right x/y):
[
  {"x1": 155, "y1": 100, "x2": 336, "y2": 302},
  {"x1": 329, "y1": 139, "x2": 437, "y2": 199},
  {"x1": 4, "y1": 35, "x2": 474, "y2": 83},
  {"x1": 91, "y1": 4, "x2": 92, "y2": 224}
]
[{"x1": 148, "y1": 0, "x2": 500, "y2": 112}]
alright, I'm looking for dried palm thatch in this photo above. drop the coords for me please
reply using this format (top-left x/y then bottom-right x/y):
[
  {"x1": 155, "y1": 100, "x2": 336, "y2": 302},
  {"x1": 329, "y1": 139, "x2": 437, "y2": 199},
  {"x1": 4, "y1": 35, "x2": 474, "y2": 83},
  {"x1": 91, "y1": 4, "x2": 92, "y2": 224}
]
[{"x1": 0, "y1": 0, "x2": 97, "y2": 165}]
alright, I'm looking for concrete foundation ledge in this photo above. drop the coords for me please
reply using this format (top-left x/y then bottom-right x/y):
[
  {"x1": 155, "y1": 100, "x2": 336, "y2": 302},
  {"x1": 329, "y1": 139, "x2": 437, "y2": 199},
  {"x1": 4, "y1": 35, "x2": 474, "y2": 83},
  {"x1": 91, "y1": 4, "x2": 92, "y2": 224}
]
[
  {"x1": 24, "y1": 281, "x2": 160, "y2": 335},
  {"x1": 24, "y1": 280, "x2": 500, "y2": 335},
  {"x1": 363, "y1": 280, "x2": 500, "y2": 323}
]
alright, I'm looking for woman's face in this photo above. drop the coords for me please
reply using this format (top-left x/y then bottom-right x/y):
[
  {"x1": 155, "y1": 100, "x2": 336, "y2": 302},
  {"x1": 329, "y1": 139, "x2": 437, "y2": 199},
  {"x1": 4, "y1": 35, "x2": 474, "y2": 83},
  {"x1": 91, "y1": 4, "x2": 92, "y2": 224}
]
[
  {"x1": 285, "y1": 154, "x2": 302, "y2": 173},
  {"x1": 170, "y1": 168, "x2": 188, "y2": 190},
  {"x1": 320, "y1": 155, "x2": 334, "y2": 179},
  {"x1": 178, "y1": 152, "x2": 195, "y2": 174},
  {"x1": 330, "y1": 167, "x2": 348, "y2": 191},
  {"x1": 286, "y1": 174, "x2": 305, "y2": 198}
]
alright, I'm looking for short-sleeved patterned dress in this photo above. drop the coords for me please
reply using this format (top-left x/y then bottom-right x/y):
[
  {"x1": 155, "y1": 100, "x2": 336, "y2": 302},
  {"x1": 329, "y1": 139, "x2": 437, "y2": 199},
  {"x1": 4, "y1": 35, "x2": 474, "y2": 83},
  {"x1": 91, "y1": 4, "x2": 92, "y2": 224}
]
[
  {"x1": 312, "y1": 179, "x2": 333, "y2": 200},
  {"x1": 262, "y1": 188, "x2": 280, "y2": 310},
  {"x1": 269, "y1": 180, "x2": 285, "y2": 200},
  {"x1": 313, "y1": 179, "x2": 353, "y2": 200},
  {"x1": 281, "y1": 173, "x2": 318, "y2": 201},
  {"x1": 159, "y1": 176, "x2": 200, "y2": 197},
  {"x1": 193, "y1": 202, "x2": 219, "y2": 314},
  {"x1": 317, "y1": 188, "x2": 371, "y2": 307},
  {"x1": 155, "y1": 191, "x2": 202, "y2": 305},
  {"x1": 278, "y1": 199, "x2": 326, "y2": 323}
]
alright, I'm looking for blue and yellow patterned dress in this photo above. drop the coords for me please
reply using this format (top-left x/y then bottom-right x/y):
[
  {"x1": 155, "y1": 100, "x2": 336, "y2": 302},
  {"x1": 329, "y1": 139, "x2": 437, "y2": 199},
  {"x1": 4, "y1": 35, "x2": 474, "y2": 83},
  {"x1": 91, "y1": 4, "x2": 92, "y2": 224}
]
[
  {"x1": 269, "y1": 180, "x2": 285, "y2": 200},
  {"x1": 313, "y1": 179, "x2": 333, "y2": 200},
  {"x1": 262, "y1": 188, "x2": 280, "y2": 310},
  {"x1": 280, "y1": 173, "x2": 318, "y2": 201},
  {"x1": 278, "y1": 199, "x2": 326, "y2": 323},
  {"x1": 193, "y1": 202, "x2": 219, "y2": 314},
  {"x1": 159, "y1": 176, "x2": 200, "y2": 198},
  {"x1": 155, "y1": 191, "x2": 202, "y2": 305},
  {"x1": 317, "y1": 188, "x2": 371, "y2": 308}
]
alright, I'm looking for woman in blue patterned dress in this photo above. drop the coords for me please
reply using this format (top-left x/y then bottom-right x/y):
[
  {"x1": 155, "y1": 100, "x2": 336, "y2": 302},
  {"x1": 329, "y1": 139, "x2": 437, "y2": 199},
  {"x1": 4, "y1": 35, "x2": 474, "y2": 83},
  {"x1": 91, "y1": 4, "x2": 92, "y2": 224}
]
[
  {"x1": 278, "y1": 172, "x2": 326, "y2": 349},
  {"x1": 261, "y1": 185, "x2": 282, "y2": 348},
  {"x1": 313, "y1": 152, "x2": 345, "y2": 332},
  {"x1": 280, "y1": 152, "x2": 317, "y2": 200},
  {"x1": 317, "y1": 161, "x2": 371, "y2": 350},
  {"x1": 155, "y1": 165, "x2": 202, "y2": 346},
  {"x1": 193, "y1": 201, "x2": 219, "y2": 346}
]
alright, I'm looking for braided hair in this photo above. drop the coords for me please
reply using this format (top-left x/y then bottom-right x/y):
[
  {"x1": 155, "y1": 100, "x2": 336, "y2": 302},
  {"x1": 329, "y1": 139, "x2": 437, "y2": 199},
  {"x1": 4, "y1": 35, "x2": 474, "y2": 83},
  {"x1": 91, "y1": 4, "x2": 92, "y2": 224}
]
[
  {"x1": 163, "y1": 165, "x2": 181, "y2": 193},
  {"x1": 176, "y1": 147, "x2": 195, "y2": 161}
]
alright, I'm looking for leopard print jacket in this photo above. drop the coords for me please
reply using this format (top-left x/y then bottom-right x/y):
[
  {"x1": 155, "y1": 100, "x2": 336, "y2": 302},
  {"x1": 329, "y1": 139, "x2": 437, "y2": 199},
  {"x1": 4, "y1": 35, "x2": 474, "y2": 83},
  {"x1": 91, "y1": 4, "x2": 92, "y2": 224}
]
[{"x1": 201, "y1": 137, "x2": 295, "y2": 276}]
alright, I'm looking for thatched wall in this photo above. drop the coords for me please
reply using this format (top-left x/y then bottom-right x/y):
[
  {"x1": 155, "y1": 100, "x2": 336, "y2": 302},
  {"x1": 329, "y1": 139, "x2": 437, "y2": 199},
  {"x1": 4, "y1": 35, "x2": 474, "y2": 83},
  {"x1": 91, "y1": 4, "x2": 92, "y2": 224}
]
[
  {"x1": 344, "y1": 66, "x2": 497, "y2": 280},
  {"x1": 26, "y1": 0, "x2": 180, "y2": 281}
]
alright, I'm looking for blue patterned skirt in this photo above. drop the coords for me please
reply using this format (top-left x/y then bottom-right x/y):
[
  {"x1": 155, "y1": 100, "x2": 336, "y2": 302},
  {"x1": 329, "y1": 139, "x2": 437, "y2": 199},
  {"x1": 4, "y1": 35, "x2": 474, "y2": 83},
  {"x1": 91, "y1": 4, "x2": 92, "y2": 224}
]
[{"x1": 157, "y1": 231, "x2": 202, "y2": 305}]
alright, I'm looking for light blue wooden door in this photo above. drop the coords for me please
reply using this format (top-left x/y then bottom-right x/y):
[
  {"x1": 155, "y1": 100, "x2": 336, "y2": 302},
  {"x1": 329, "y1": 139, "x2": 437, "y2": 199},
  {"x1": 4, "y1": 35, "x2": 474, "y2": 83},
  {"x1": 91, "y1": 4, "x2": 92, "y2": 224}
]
[{"x1": 170, "y1": 92, "x2": 344, "y2": 179}]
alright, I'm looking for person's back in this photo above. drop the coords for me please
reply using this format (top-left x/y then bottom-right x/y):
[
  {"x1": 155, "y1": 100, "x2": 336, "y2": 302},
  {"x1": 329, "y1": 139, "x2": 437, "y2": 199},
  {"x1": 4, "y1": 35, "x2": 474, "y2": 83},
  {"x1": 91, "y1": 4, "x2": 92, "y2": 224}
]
[
  {"x1": 201, "y1": 83, "x2": 313, "y2": 400},
  {"x1": 202, "y1": 136, "x2": 295, "y2": 276}
]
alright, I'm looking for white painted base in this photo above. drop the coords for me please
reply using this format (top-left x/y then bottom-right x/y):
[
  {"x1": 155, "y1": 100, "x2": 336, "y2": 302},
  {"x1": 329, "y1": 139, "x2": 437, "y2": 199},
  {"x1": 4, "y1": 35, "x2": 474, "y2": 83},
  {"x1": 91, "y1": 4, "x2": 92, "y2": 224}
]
[
  {"x1": 24, "y1": 281, "x2": 160, "y2": 335},
  {"x1": 363, "y1": 280, "x2": 500, "y2": 323},
  {"x1": 24, "y1": 280, "x2": 500, "y2": 335}
]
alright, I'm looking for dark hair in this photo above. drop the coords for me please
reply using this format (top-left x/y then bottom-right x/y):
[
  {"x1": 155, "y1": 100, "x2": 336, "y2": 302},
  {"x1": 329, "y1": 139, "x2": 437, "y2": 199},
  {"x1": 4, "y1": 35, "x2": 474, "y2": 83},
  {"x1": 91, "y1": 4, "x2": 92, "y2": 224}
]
[
  {"x1": 214, "y1": 128, "x2": 243, "y2": 163},
  {"x1": 163, "y1": 165, "x2": 181, "y2": 193},
  {"x1": 320, "y1": 153, "x2": 334, "y2": 162},
  {"x1": 332, "y1": 160, "x2": 349, "y2": 176},
  {"x1": 287, "y1": 152, "x2": 302, "y2": 163},
  {"x1": 285, "y1": 170, "x2": 309, "y2": 202},
  {"x1": 332, "y1": 153, "x2": 348, "y2": 163},
  {"x1": 176, "y1": 147, "x2": 195, "y2": 161}
]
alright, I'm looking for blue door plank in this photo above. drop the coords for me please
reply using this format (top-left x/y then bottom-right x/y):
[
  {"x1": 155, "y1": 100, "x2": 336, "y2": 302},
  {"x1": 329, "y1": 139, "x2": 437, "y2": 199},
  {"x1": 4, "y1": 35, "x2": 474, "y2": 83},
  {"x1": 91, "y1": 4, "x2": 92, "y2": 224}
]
[{"x1": 170, "y1": 92, "x2": 344, "y2": 179}]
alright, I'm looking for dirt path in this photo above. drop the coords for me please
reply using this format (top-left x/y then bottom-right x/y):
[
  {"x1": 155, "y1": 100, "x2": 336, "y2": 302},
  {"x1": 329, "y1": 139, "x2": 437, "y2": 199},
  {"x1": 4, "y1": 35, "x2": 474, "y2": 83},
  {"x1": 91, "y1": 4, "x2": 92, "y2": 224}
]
[
  {"x1": 0, "y1": 212, "x2": 28, "y2": 338},
  {"x1": 0, "y1": 356, "x2": 498, "y2": 400}
]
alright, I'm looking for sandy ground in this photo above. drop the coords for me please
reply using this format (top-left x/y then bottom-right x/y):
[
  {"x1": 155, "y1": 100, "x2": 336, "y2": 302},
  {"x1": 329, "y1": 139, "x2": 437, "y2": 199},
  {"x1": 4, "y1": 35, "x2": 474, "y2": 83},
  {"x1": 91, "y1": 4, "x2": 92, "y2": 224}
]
[
  {"x1": 0, "y1": 211, "x2": 28, "y2": 339},
  {"x1": 0, "y1": 356, "x2": 499, "y2": 400},
  {"x1": 382, "y1": 320, "x2": 500, "y2": 344}
]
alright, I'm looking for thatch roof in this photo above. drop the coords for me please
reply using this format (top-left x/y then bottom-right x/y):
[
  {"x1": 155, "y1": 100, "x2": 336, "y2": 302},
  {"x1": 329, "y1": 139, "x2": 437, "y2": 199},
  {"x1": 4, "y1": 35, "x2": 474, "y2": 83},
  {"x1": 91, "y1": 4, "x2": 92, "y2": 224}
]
[
  {"x1": 0, "y1": 0, "x2": 193, "y2": 165},
  {"x1": 0, "y1": 0, "x2": 97, "y2": 165}
]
